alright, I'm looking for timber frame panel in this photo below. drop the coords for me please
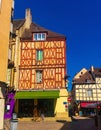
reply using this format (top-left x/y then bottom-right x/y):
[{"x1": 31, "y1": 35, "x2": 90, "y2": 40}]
[{"x1": 18, "y1": 40, "x2": 66, "y2": 90}]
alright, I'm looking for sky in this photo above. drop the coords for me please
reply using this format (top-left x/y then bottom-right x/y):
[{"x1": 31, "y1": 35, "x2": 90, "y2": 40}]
[{"x1": 14, "y1": 0, "x2": 101, "y2": 91}]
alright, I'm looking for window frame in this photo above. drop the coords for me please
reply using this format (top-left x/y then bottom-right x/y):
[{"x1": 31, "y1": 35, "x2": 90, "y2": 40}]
[
  {"x1": 33, "y1": 33, "x2": 46, "y2": 41},
  {"x1": 86, "y1": 89, "x2": 93, "y2": 97},
  {"x1": 36, "y1": 70, "x2": 43, "y2": 83}
]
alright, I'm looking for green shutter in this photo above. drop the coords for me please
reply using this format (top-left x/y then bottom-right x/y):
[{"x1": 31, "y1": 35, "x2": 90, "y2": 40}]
[{"x1": 37, "y1": 50, "x2": 43, "y2": 61}]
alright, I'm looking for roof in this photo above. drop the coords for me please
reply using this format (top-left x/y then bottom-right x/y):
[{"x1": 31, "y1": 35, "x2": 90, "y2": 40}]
[
  {"x1": 94, "y1": 68, "x2": 101, "y2": 76},
  {"x1": 13, "y1": 19, "x2": 25, "y2": 33},
  {"x1": 73, "y1": 67, "x2": 101, "y2": 84},
  {"x1": 13, "y1": 19, "x2": 66, "y2": 40}
]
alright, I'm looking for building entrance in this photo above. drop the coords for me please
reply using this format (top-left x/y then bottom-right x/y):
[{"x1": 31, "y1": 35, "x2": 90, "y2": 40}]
[
  {"x1": 18, "y1": 99, "x2": 55, "y2": 118},
  {"x1": 37, "y1": 99, "x2": 54, "y2": 117},
  {"x1": 18, "y1": 99, "x2": 34, "y2": 117}
]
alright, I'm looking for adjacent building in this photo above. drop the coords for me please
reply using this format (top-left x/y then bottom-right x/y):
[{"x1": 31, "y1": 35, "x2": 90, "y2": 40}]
[
  {"x1": 0, "y1": 0, "x2": 14, "y2": 129},
  {"x1": 72, "y1": 66, "x2": 101, "y2": 116},
  {"x1": 13, "y1": 9, "x2": 68, "y2": 118}
]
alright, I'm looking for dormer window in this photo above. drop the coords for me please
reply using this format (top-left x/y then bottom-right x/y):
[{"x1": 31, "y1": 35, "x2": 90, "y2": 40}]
[{"x1": 33, "y1": 33, "x2": 46, "y2": 41}]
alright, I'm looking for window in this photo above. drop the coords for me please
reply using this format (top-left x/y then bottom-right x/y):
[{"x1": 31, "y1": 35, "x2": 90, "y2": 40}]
[
  {"x1": 0, "y1": 0, "x2": 2, "y2": 9},
  {"x1": 33, "y1": 33, "x2": 46, "y2": 41},
  {"x1": 86, "y1": 89, "x2": 93, "y2": 97},
  {"x1": 6, "y1": 104, "x2": 10, "y2": 111},
  {"x1": 36, "y1": 50, "x2": 43, "y2": 61},
  {"x1": 36, "y1": 70, "x2": 43, "y2": 83}
]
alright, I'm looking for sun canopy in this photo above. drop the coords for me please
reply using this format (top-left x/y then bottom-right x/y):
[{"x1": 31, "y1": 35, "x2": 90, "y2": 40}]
[
  {"x1": 80, "y1": 102, "x2": 97, "y2": 108},
  {"x1": 14, "y1": 90, "x2": 59, "y2": 99}
]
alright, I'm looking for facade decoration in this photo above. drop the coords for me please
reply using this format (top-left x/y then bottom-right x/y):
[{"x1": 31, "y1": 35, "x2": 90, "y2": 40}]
[{"x1": 13, "y1": 9, "x2": 68, "y2": 119}]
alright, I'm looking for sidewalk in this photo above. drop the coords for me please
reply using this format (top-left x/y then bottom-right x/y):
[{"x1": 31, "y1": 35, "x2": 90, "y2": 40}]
[
  {"x1": 4, "y1": 118, "x2": 71, "y2": 130},
  {"x1": 72, "y1": 116, "x2": 91, "y2": 119},
  {"x1": 4, "y1": 116, "x2": 98, "y2": 130}
]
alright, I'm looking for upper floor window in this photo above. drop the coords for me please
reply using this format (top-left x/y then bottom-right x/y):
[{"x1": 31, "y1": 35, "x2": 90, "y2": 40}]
[
  {"x1": 86, "y1": 89, "x2": 93, "y2": 97},
  {"x1": 36, "y1": 50, "x2": 43, "y2": 61},
  {"x1": 33, "y1": 33, "x2": 46, "y2": 41},
  {"x1": 36, "y1": 70, "x2": 43, "y2": 83}
]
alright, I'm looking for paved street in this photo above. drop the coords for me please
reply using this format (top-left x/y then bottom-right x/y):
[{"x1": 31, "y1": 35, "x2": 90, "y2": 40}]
[{"x1": 4, "y1": 116, "x2": 98, "y2": 130}]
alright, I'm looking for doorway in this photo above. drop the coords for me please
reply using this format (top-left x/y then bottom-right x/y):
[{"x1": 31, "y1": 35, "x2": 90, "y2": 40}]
[{"x1": 18, "y1": 99, "x2": 34, "y2": 117}]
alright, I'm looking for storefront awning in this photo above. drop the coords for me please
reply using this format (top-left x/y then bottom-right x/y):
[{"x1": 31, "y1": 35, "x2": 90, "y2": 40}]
[
  {"x1": 80, "y1": 102, "x2": 97, "y2": 108},
  {"x1": 14, "y1": 90, "x2": 59, "y2": 99}
]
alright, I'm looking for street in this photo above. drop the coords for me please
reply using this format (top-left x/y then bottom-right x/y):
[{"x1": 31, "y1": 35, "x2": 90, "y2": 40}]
[{"x1": 4, "y1": 116, "x2": 98, "y2": 130}]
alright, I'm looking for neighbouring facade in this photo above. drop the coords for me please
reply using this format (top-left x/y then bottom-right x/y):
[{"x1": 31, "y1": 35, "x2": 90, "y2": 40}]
[
  {"x1": 13, "y1": 9, "x2": 68, "y2": 118},
  {"x1": 72, "y1": 66, "x2": 101, "y2": 116},
  {"x1": 0, "y1": 0, "x2": 14, "y2": 129}
]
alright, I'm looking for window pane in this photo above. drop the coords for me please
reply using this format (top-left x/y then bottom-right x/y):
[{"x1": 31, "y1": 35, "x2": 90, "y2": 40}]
[
  {"x1": 39, "y1": 50, "x2": 43, "y2": 60},
  {"x1": 42, "y1": 33, "x2": 45, "y2": 40},
  {"x1": 38, "y1": 34, "x2": 41, "y2": 40},
  {"x1": 34, "y1": 34, "x2": 37, "y2": 40},
  {"x1": 36, "y1": 70, "x2": 42, "y2": 83},
  {"x1": 33, "y1": 33, "x2": 46, "y2": 41},
  {"x1": 87, "y1": 89, "x2": 93, "y2": 97}
]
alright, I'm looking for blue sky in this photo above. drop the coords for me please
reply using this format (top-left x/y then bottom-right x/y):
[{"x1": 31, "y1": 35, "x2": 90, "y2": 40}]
[{"x1": 14, "y1": 0, "x2": 101, "y2": 91}]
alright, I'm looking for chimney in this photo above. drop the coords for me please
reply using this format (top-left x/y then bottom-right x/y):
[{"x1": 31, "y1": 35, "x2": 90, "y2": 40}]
[
  {"x1": 25, "y1": 8, "x2": 32, "y2": 29},
  {"x1": 91, "y1": 66, "x2": 94, "y2": 72}
]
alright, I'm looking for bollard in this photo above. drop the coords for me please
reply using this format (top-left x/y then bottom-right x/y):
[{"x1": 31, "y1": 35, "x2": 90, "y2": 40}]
[{"x1": 10, "y1": 113, "x2": 18, "y2": 130}]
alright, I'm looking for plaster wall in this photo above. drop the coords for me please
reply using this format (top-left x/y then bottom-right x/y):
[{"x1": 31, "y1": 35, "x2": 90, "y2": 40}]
[
  {"x1": 55, "y1": 89, "x2": 69, "y2": 117},
  {"x1": 0, "y1": 0, "x2": 12, "y2": 82}
]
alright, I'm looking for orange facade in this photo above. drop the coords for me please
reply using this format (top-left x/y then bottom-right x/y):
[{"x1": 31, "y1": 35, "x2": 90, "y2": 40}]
[{"x1": 18, "y1": 40, "x2": 66, "y2": 90}]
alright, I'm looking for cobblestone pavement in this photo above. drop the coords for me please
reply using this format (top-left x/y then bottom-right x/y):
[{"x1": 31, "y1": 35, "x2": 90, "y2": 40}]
[
  {"x1": 4, "y1": 117, "x2": 98, "y2": 130},
  {"x1": 4, "y1": 121, "x2": 69, "y2": 130}
]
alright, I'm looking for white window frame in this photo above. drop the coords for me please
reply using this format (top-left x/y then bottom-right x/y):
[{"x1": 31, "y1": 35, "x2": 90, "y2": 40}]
[
  {"x1": 86, "y1": 89, "x2": 93, "y2": 97},
  {"x1": 33, "y1": 33, "x2": 46, "y2": 41}
]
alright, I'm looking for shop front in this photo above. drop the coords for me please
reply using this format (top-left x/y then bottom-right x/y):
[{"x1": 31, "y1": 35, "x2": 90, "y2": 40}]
[
  {"x1": 80, "y1": 102, "x2": 97, "y2": 116},
  {"x1": 14, "y1": 90, "x2": 59, "y2": 118}
]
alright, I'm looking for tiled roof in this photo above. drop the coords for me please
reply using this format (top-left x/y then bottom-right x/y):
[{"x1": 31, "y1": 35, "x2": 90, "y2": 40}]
[
  {"x1": 94, "y1": 68, "x2": 101, "y2": 76},
  {"x1": 73, "y1": 67, "x2": 101, "y2": 84},
  {"x1": 13, "y1": 19, "x2": 25, "y2": 33},
  {"x1": 13, "y1": 20, "x2": 66, "y2": 39}
]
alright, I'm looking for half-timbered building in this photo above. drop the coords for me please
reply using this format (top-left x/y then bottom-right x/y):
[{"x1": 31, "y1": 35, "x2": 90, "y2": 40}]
[
  {"x1": 13, "y1": 9, "x2": 68, "y2": 118},
  {"x1": 72, "y1": 66, "x2": 101, "y2": 116}
]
